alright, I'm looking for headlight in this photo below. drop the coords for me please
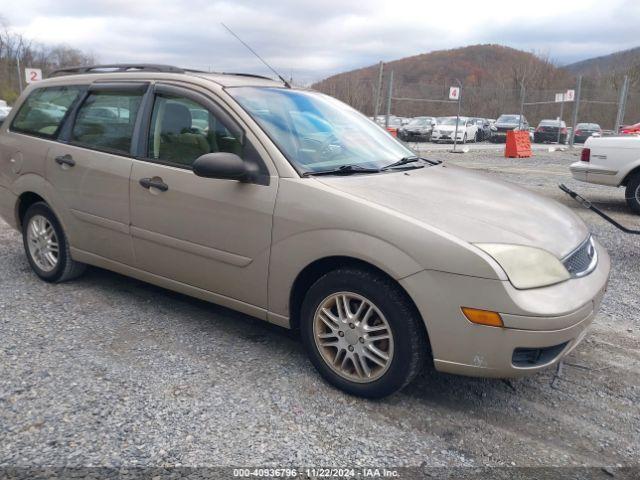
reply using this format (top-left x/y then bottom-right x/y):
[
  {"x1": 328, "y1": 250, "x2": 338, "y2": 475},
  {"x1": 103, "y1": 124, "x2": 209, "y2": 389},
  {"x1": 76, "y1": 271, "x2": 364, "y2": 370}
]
[
  {"x1": 490, "y1": 125, "x2": 498, "y2": 131},
  {"x1": 475, "y1": 244, "x2": 570, "y2": 289}
]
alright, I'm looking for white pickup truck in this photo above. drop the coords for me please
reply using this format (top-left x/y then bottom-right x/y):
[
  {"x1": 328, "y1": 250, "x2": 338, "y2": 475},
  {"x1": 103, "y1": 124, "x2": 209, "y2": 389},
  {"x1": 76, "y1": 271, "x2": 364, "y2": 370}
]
[{"x1": 570, "y1": 135, "x2": 640, "y2": 214}]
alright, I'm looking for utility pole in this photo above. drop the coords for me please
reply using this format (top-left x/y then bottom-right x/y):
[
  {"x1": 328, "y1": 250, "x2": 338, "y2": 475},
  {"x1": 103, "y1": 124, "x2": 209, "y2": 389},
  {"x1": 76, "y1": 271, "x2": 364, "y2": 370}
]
[
  {"x1": 615, "y1": 75, "x2": 629, "y2": 133},
  {"x1": 569, "y1": 75, "x2": 582, "y2": 148},
  {"x1": 385, "y1": 70, "x2": 394, "y2": 130},
  {"x1": 373, "y1": 61, "x2": 384, "y2": 120}
]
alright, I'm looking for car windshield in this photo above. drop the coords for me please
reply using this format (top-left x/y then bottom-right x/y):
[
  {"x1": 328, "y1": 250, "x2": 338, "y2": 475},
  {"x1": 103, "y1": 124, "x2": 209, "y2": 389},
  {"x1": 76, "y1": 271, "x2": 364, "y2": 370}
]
[
  {"x1": 539, "y1": 120, "x2": 561, "y2": 126},
  {"x1": 439, "y1": 117, "x2": 464, "y2": 126},
  {"x1": 577, "y1": 123, "x2": 600, "y2": 129},
  {"x1": 497, "y1": 115, "x2": 520, "y2": 123},
  {"x1": 229, "y1": 87, "x2": 415, "y2": 174},
  {"x1": 407, "y1": 117, "x2": 430, "y2": 126}
]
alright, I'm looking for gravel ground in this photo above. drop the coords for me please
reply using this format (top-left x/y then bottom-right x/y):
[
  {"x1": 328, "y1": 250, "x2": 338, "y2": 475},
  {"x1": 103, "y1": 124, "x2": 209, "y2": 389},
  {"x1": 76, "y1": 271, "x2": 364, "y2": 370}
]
[{"x1": 1, "y1": 149, "x2": 639, "y2": 470}]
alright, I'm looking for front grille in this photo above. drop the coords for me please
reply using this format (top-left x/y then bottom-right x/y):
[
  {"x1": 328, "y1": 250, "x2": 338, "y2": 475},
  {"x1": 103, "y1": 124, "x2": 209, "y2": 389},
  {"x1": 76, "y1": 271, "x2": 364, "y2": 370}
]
[{"x1": 563, "y1": 235, "x2": 597, "y2": 278}]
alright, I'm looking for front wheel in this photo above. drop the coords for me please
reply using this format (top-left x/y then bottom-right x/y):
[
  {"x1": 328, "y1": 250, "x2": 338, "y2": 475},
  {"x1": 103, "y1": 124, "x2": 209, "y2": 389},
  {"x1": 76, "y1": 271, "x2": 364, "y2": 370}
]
[
  {"x1": 22, "y1": 202, "x2": 86, "y2": 282},
  {"x1": 625, "y1": 173, "x2": 640, "y2": 214},
  {"x1": 300, "y1": 268, "x2": 428, "y2": 398}
]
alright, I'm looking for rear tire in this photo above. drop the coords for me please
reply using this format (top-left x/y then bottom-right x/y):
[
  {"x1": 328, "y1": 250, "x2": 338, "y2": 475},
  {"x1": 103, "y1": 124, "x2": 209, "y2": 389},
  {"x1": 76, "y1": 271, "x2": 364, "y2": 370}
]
[
  {"x1": 300, "y1": 268, "x2": 428, "y2": 398},
  {"x1": 22, "y1": 202, "x2": 86, "y2": 282},
  {"x1": 625, "y1": 173, "x2": 640, "y2": 215}
]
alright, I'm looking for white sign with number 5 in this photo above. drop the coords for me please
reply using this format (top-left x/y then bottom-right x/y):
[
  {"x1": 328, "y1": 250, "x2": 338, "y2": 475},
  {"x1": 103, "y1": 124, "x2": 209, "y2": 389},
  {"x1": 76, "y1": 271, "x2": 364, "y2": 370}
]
[
  {"x1": 25, "y1": 68, "x2": 43, "y2": 84},
  {"x1": 449, "y1": 86, "x2": 460, "y2": 100}
]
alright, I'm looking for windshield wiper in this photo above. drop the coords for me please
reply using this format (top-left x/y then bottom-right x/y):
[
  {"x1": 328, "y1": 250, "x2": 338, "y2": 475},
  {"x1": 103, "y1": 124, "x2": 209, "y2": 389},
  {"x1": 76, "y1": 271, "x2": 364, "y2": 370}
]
[
  {"x1": 303, "y1": 164, "x2": 381, "y2": 177},
  {"x1": 381, "y1": 156, "x2": 440, "y2": 170}
]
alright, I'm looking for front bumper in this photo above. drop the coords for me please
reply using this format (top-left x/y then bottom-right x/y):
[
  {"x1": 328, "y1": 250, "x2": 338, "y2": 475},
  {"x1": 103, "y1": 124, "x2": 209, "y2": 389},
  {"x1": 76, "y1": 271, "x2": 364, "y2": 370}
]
[
  {"x1": 432, "y1": 131, "x2": 464, "y2": 142},
  {"x1": 400, "y1": 238, "x2": 610, "y2": 378},
  {"x1": 399, "y1": 131, "x2": 431, "y2": 141}
]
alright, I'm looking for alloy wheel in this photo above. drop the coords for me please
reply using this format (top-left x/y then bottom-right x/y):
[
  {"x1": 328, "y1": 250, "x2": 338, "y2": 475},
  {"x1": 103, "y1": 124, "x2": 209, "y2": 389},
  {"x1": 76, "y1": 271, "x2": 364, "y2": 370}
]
[
  {"x1": 26, "y1": 214, "x2": 59, "y2": 272},
  {"x1": 313, "y1": 292, "x2": 394, "y2": 383}
]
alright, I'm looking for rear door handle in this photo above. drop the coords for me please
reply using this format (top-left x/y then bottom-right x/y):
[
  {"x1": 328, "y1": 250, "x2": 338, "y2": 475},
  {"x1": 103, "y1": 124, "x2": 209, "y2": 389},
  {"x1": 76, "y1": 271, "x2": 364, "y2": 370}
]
[
  {"x1": 139, "y1": 177, "x2": 169, "y2": 192},
  {"x1": 54, "y1": 154, "x2": 75, "y2": 167}
]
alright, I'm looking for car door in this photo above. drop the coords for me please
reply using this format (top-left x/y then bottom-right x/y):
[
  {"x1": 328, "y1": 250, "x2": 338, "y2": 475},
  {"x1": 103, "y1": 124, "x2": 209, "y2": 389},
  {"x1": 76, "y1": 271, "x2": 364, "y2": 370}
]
[
  {"x1": 47, "y1": 82, "x2": 148, "y2": 264},
  {"x1": 129, "y1": 83, "x2": 277, "y2": 311}
]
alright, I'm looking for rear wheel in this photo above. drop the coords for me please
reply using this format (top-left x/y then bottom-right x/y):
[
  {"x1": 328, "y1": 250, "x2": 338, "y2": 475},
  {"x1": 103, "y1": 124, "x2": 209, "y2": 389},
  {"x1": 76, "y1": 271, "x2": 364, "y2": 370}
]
[
  {"x1": 300, "y1": 268, "x2": 428, "y2": 398},
  {"x1": 625, "y1": 173, "x2": 640, "y2": 215},
  {"x1": 22, "y1": 202, "x2": 86, "y2": 282}
]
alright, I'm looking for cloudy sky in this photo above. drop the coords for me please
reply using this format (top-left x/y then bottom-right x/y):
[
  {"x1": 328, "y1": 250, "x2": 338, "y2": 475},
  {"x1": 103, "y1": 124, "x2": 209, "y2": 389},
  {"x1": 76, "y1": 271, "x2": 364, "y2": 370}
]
[{"x1": 3, "y1": 0, "x2": 639, "y2": 83}]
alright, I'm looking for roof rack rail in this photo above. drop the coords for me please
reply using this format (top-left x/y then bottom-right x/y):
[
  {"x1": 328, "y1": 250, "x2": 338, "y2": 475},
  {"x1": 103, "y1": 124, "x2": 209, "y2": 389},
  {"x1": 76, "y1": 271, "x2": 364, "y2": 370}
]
[
  {"x1": 50, "y1": 64, "x2": 195, "y2": 77},
  {"x1": 220, "y1": 72, "x2": 276, "y2": 81}
]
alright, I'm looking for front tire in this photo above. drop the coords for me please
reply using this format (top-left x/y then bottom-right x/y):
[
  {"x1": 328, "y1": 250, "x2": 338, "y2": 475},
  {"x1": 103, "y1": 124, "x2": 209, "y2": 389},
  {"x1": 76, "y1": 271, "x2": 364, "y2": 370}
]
[
  {"x1": 625, "y1": 173, "x2": 640, "y2": 214},
  {"x1": 22, "y1": 202, "x2": 86, "y2": 282},
  {"x1": 300, "y1": 268, "x2": 428, "y2": 398}
]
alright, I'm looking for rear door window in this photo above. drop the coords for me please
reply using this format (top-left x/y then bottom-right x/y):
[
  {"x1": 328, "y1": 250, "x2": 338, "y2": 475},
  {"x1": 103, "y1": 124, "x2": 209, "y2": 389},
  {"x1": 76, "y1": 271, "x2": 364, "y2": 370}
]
[
  {"x1": 71, "y1": 91, "x2": 144, "y2": 155},
  {"x1": 11, "y1": 86, "x2": 82, "y2": 138}
]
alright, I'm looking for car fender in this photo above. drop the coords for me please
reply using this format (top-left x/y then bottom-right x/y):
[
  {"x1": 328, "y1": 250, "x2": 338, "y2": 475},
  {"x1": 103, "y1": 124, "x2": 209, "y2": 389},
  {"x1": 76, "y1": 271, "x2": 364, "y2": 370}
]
[
  {"x1": 10, "y1": 173, "x2": 74, "y2": 233},
  {"x1": 267, "y1": 228, "x2": 427, "y2": 320}
]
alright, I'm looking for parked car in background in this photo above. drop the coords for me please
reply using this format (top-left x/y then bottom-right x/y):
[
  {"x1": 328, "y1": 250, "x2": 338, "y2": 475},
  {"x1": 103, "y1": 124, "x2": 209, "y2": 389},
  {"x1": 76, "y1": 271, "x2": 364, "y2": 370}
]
[
  {"x1": 490, "y1": 114, "x2": 529, "y2": 143},
  {"x1": 0, "y1": 65, "x2": 610, "y2": 398},
  {"x1": 620, "y1": 122, "x2": 640, "y2": 135},
  {"x1": 534, "y1": 119, "x2": 568, "y2": 144},
  {"x1": 573, "y1": 123, "x2": 602, "y2": 143},
  {"x1": 398, "y1": 116, "x2": 435, "y2": 142},
  {"x1": 570, "y1": 135, "x2": 640, "y2": 214},
  {"x1": 470, "y1": 117, "x2": 491, "y2": 141},
  {"x1": 431, "y1": 116, "x2": 478, "y2": 143}
]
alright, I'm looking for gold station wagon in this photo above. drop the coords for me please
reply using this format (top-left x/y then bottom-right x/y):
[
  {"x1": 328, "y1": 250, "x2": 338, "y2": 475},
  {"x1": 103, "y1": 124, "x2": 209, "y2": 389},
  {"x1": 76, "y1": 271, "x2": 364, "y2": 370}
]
[{"x1": 0, "y1": 64, "x2": 610, "y2": 397}]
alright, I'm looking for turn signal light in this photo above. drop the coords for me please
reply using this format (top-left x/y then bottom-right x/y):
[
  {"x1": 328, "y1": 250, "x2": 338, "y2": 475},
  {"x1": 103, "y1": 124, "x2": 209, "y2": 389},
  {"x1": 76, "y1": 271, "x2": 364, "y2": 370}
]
[{"x1": 461, "y1": 307, "x2": 504, "y2": 327}]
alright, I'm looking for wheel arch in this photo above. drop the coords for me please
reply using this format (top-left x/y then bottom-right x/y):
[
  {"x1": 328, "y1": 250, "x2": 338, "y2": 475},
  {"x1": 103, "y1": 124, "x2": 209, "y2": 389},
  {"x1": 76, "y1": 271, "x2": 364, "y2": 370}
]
[
  {"x1": 621, "y1": 163, "x2": 640, "y2": 187},
  {"x1": 16, "y1": 191, "x2": 47, "y2": 229},
  {"x1": 288, "y1": 255, "x2": 426, "y2": 339}
]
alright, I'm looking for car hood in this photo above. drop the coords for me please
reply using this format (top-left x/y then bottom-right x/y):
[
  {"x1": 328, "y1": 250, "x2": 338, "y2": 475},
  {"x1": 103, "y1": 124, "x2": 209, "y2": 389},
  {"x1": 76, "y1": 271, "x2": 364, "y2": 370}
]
[
  {"x1": 496, "y1": 123, "x2": 519, "y2": 129},
  {"x1": 314, "y1": 164, "x2": 588, "y2": 258},
  {"x1": 437, "y1": 125, "x2": 461, "y2": 132}
]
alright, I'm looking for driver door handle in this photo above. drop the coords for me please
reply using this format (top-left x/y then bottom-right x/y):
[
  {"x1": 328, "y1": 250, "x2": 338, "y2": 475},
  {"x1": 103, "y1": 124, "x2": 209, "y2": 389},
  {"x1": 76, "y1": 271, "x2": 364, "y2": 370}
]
[
  {"x1": 139, "y1": 177, "x2": 169, "y2": 192},
  {"x1": 54, "y1": 154, "x2": 75, "y2": 167}
]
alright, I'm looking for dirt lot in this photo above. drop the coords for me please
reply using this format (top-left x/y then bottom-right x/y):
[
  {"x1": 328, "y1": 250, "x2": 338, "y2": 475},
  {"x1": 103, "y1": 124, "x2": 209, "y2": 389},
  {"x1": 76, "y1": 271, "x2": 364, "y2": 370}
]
[{"x1": 0, "y1": 149, "x2": 638, "y2": 471}]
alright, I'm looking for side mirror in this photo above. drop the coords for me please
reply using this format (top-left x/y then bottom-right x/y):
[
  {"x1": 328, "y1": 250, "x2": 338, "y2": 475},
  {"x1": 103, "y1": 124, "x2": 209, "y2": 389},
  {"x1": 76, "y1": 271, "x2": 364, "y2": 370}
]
[{"x1": 193, "y1": 152, "x2": 246, "y2": 181}]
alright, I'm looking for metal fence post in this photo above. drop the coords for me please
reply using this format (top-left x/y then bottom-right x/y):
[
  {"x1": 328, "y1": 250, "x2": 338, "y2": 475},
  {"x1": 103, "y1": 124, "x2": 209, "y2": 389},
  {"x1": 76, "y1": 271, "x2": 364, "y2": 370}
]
[
  {"x1": 569, "y1": 75, "x2": 582, "y2": 148},
  {"x1": 452, "y1": 79, "x2": 462, "y2": 152},
  {"x1": 557, "y1": 98, "x2": 565, "y2": 144},
  {"x1": 385, "y1": 70, "x2": 394, "y2": 130},
  {"x1": 17, "y1": 56, "x2": 24, "y2": 93},
  {"x1": 615, "y1": 75, "x2": 629, "y2": 133},
  {"x1": 373, "y1": 62, "x2": 384, "y2": 120},
  {"x1": 518, "y1": 83, "x2": 525, "y2": 130}
]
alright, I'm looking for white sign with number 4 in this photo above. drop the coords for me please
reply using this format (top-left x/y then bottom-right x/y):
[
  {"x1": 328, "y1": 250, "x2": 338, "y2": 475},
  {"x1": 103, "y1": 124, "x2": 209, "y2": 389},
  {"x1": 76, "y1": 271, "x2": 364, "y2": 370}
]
[
  {"x1": 25, "y1": 68, "x2": 43, "y2": 84},
  {"x1": 449, "y1": 86, "x2": 460, "y2": 100}
]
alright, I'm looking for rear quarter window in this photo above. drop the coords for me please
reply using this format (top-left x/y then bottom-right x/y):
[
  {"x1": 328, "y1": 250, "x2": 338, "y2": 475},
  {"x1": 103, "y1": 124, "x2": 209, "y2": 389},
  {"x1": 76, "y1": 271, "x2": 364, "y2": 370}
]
[
  {"x1": 71, "y1": 91, "x2": 144, "y2": 155},
  {"x1": 11, "y1": 86, "x2": 82, "y2": 138}
]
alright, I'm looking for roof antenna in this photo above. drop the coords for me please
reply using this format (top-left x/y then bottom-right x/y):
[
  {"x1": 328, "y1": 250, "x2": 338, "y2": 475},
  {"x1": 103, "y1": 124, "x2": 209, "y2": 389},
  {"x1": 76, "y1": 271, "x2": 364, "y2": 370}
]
[{"x1": 221, "y1": 23, "x2": 292, "y2": 88}]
